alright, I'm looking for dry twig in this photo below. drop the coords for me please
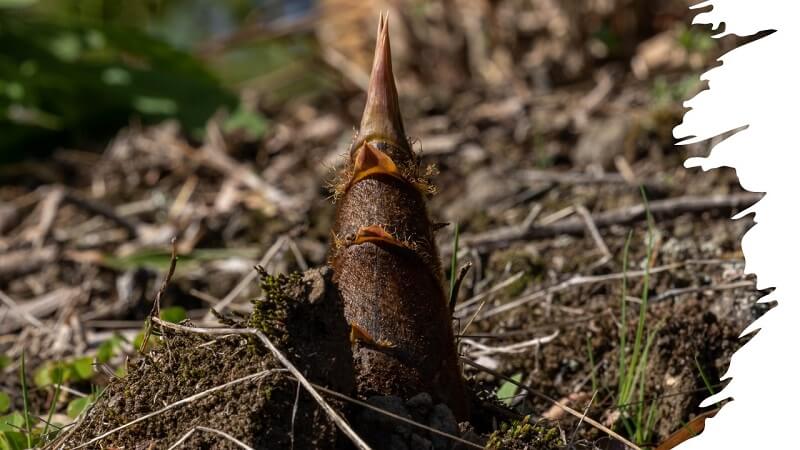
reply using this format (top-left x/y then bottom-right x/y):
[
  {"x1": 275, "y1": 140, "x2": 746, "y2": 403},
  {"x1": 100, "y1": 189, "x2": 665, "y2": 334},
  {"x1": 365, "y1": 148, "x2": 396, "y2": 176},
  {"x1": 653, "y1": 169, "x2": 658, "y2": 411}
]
[
  {"x1": 139, "y1": 237, "x2": 178, "y2": 353},
  {"x1": 477, "y1": 259, "x2": 739, "y2": 321},
  {"x1": 454, "y1": 271, "x2": 525, "y2": 314},
  {"x1": 461, "y1": 331, "x2": 559, "y2": 357},
  {"x1": 0, "y1": 289, "x2": 43, "y2": 329},
  {"x1": 576, "y1": 204, "x2": 611, "y2": 263},
  {"x1": 446, "y1": 192, "x2": 762, "y2": 254}
]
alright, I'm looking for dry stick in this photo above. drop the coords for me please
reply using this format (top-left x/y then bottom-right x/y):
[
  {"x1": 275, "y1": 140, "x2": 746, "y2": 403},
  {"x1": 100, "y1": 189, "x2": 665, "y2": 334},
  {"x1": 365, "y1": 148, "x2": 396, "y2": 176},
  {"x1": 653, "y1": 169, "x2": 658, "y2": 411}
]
[
  {"x1": 459, "y1": 300, "x2": 487, "y2": 336},
  {"x1": 139, "y1": 237, "x2": 178, "y2": 353},
  {"x1": 461, "y1": 357, "x2": 641, "y2": 450},
  {"x1": 570, "y1": 390, "x2": 598, "y2": 443},
  {"x1": 576, "y1": 204, "x2": 611, "y2": 262},
  {"x1": 25, "y1": 186, "x2": 63, "y2": 247},
  {"x1": 189, "y1": 289, "x2": 223, "y2": 306},
  {"x1": 478, "y1": 259, "x2": 738, "y2": 321},
  {"x1": 518, "y1": 169, "x2": 660, "y2": 188},
  {"x1": 63, "y1": 189, "x2": 141, "y2": 238},
  {"x1": 0, "y1": 246, "x2": 58, "y2": 280},
  {"x1": 460, "y1": 331, "x2": 559, "y2": 357},
  {"x1": 287, "y1": 238, "x2": 309, "y2": 271},
  {"x1": 290, "y1": 381, "x2": 302, "y2": 450},
  {"x1": 70, "y1": 368, "x2": 284, "y2": 449},
  {"x1": 306, "y1": 382, "x2": 484, "y2": 450},
  {"x1": 209, "y1": 236, "x2": 288, "y2": 317},
  {"x1": 650, "y1": 280, "x2": 755, "y2": 302},
  {"x1": 449, "y1": 192, "x2": 762, "y2": 254},
  {"x1": 519, "y1": 203, "x2": 543, "y2": 230},
  {"x1": 151, "y1": 318, "x2": 372, "y2": 450},
  {"x1": 202, "y1": 124, "x2": 294, "y2": 212},
  {"x1": 166, "y1": 425, "x2": 255, "y2": 450},
  {"x1": 455, "y1": 271, "x2": 525, "y2": 314},
  {"x1": 0, "y1": 289, "x2": 43, "y2": 328}
]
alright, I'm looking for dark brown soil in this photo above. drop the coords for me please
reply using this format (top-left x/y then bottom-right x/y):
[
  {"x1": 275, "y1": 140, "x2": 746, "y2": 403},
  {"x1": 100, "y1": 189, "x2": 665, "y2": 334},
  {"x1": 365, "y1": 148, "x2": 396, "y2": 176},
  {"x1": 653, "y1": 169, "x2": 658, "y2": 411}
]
[{"x1": 57, "y1": 268, "x2": 353, "y2": 449}]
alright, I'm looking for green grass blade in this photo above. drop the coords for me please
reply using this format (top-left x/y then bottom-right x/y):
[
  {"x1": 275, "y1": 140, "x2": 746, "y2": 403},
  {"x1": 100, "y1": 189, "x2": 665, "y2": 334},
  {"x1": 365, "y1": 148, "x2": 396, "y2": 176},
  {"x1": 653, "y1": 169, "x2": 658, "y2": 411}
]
[
  {"x1": 694, "y1": 355, "x2": 717, "y2": 395},
  {"x1": 624, "y1": 189, "x2": 655, "y2": 402},
  {"x1": 618, "y1": 230, "x2": 633, "y2": 402},
  {"x1": 448, "y1": 222, "x2": 460, "y2": 305},
  {"x1": 20, "y1": 351, "x2": 32, "y2": 448},
  {"x1": 42, "y1": 365, "x2": 64, "y2": 439},
  {"x1": 586, "y1": 335, "x2": 598, "y2": 394}
]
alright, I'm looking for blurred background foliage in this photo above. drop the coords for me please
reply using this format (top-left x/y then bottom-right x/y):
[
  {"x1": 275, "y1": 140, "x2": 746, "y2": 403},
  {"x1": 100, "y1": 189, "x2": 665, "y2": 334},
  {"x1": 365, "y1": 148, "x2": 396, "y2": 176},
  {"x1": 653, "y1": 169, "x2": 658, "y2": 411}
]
[
  {"x1": 0, "y1": 0, "x2": 323, "y2": 162},
  {"x1": 0, "y1": 0, "x2": 720, "y2": 167}
]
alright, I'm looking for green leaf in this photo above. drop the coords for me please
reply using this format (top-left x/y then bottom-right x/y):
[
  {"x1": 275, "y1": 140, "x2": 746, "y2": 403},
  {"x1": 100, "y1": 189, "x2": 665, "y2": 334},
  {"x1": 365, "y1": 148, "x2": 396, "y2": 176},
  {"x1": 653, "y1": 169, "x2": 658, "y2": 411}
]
[
  {"x1": 133, "y1": 96, "x2": 178, "y2": 115},
  {"x1": 0, "y1": 16, "x2": 236, "y2": 163},
  {"x1": 496, "y1": 372, "x2": 523, "y2": 406},
  {"x1": 0, "y1": 430, "x2": 27, "y2": 450},
  {"x1": 159, "y1": 306, "x2": 187, "y2": 324},
  {"x1": 97, "y1": 335, "x2": 123, "y2": 363},
  {"x1": 0, "y1": 412, "x2": 25, "y2": 432},
  {"x1": 0, "y1": 356, "x2": 9, "y2": 370},
  {"x1": 223, "y1": 107, "x2": 269, "y2": 141},
  {"x1": 0, "y1": 413, "x2": 30, "y2": 450},
  {"x1": 71, "y1": 357, "x2": 94, "y2": 380},
  {"x1": 0, "y1": 393, "x2": 8, "y2": 414},
  {"x1": 133, "y1": 331, "x2": 159, "y2": 351},
  {"x1": 34, "y1": 363, "x2": 67, "y2": 387},
  {"x1": 66, "y1": 396, "x2": 92, "y2": 419}
]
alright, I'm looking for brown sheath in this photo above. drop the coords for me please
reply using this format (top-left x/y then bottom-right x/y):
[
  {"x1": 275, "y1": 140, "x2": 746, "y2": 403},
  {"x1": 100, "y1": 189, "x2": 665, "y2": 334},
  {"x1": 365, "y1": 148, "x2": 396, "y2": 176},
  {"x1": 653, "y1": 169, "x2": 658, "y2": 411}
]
[{"x1": 329, "y1": 14, "x2": 468, "y2": 419}]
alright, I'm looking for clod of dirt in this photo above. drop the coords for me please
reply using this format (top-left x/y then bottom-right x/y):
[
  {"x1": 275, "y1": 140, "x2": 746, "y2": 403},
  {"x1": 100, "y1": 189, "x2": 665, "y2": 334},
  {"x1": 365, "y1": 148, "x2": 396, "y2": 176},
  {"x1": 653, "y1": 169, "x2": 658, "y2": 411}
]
[
  {"x1": 646, "y1": 298, "x2": 741, "y2": 439},
  {"x1": 58, "y1": 267, "x2": 354, "y2": 449},
  {"x1": 352, "y1": 393, "x2": 461, "y2": 450}
]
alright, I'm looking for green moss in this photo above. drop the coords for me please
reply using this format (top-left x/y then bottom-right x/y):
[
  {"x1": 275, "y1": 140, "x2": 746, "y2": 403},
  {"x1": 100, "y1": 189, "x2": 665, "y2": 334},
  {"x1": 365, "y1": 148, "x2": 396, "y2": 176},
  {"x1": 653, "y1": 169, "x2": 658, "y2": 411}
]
[
  {"x1": 485, "y1": 416, "x2": 565, "y2": 450},
  {"x1": 248, "y1": 270, "x2": 305, "y2": 349}
]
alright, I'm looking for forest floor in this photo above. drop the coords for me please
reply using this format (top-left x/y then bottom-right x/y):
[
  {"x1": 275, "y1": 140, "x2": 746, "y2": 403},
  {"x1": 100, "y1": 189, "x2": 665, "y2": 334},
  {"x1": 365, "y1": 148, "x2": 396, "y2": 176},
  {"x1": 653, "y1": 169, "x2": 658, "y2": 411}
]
[{"x1": 0, "y1": 1, "x2": 767, "y2": 449}]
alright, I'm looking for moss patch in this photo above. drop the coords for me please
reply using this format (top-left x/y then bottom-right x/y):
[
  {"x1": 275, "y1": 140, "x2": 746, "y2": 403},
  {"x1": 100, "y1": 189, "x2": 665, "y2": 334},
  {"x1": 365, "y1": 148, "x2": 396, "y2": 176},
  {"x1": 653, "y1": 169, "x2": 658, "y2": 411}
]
[{"x1": 485, "y1": 416, "x2": 566, "y2": 450}]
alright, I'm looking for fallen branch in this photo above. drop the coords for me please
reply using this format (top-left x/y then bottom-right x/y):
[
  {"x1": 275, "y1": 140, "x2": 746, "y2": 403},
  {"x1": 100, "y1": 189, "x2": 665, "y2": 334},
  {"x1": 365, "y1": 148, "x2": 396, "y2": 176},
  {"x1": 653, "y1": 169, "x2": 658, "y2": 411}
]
[
  {"x1": 446, "y1": 192, "x2": 762, "y2": 254},
  {"x1": 475, "y1": 259, "x2": 740, "y2": 321}
]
